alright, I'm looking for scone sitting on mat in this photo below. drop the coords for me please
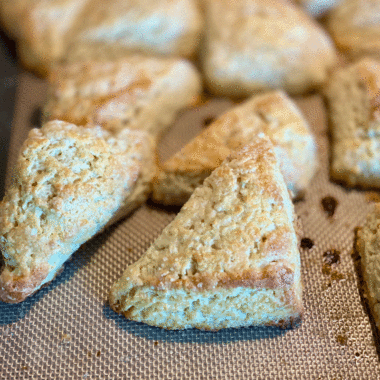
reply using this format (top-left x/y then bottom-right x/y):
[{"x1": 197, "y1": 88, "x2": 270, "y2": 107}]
[
  {"x1": 201, "y1": 0, "x2": 337, "y2": 97},
  {"x1": 110, "y1": 135, "x2": 303, "y2": 330},
  {"x1": 43, "y1": 56, "x2": 201, "y2": 139},
  {"x1": 325, "y1": 58, "x2": 380, "y2": 188},
  {"x1": 152, "y1": 91, "x2": 318, "y2": 206},
  {"x1": 0, "y1": 120, "x2": 156, "y2": 303},
  {"x1": 326, "y1": 0, "x2": 380, "y2": 60},
  {"x1": 295, "y1": 0, "x2": 341, "y2": 17},
  {"x1": 356, "y1": 204, "x2": 380, "y2": 331}
]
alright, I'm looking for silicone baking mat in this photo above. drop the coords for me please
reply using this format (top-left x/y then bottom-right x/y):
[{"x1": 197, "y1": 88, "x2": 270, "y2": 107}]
[{"x1": 1, "y1": 72, "x2": 380, "y2": 379}]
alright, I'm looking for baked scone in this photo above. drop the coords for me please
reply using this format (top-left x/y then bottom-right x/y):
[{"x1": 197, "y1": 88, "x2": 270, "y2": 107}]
[
  {"x1": 326, "y1": 0, "x2": 380, "y2": 60},
  {"x1": 201, "y1": 0, "x2": 337, "y2": 97},
  {"x1": 110, "y1": 135, "x2": 303, "y2": 330},
  {"x1": 0, "y1": 120, "x2": 156, "y2": 303},
  {"x1": 326, "y1": 58, "x2": 380, "y2": 188},
  {"x1": 5, "y1": 0, "x2": 90, "y2": 76},
  {"x1": 67, "y1": 0, "x2": 203, "y2": 61},
  {"x1": 152, "y1": 91, "x2": 318, "y2": 206},
  {"x1": 295, "y1": 0, "x2": 341, "y2": 17},
  {"x1": 356, "y1": 203, "x2": 380, "y2": 331},
  {"x1": 0, "y1": 0, "x2": 32, "y2": 39},
  {"x1": 43, "y1": 56, "x2": 202, "y2": 139}
]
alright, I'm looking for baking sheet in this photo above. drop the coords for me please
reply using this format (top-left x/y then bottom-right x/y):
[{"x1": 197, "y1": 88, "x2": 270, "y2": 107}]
[{"x1": 1, "y1": 72, "x2": 380, "y2": 379}]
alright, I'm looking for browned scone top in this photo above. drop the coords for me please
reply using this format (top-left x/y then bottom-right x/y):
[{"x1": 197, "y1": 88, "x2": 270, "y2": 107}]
[
  {"x1": 152, "y1": 90, "x2": 318, "y2": 205},
  {"x1": 0, "y1": 120, "x2": 155, "y2": 303},
  {"x1": 43, "y1": 56, "x2": 202, "y2": 139},
  {"x1": 326, "y1": 58, "x2": 380, "y2": 188},
  {"x1": 201, "y1": 0, "x2": 337, "y2": 97},
  {"x1": 110, "y1": 135, "x2": 302, "y2": 330}
]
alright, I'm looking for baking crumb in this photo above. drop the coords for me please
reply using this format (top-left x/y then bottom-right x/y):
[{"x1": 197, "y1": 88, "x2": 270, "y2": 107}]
[
  {"x1": 61, "y1": 333, "x2": 72, "y2": 342},
  {"x1": 321, "y1": 196, "x2": 338, "y2": 217},
  {"x1": 154, "y1": 341, "x2": 159, "y2": 346},
  {"x1": 96, "y1": 351, "x2": 101, "y2": 357},
  {"x1": 336, "y1": 334, "x2": 348, "y2": 346}
]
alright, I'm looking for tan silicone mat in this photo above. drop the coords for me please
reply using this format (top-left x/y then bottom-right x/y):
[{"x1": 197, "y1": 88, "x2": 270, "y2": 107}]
[{"x1": 1, "y1": 72, "x2": 380, "y2": 380}]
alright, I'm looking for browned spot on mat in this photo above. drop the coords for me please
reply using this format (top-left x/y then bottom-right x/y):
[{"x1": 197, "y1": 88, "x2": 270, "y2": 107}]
[{"x1": 321, "y1": 196, "x2": 338, "y2": 217}]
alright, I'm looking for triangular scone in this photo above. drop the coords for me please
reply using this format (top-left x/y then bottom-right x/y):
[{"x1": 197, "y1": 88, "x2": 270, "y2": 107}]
[
  {"x1": 326, "y1": 58, "x2": 380, "y2": 188},
  {"x1": 110, "y1": 135, "x2": 303, "y2": 330},
  {"x1": 43, "y1": 56, "x2": 201, "y2": 139},
  {"x1": 201, "y1": 0, "x2": 337, "y2": 97},
  {"x1": 152, "y1": 91, "x2": 317, "y2": 205},
  {"x1": 327, "y1": 0, "x2": 380, "y2": 60},
  {"x1": 67, "y1": 0, "x2": 203, "y2": 61},
  {"x1": 0, "y1": 120, "x2": 156, "y2": 303}
]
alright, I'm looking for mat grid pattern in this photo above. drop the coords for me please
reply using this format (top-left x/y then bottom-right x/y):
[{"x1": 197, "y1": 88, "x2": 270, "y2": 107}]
[{"x1": 1, "y1": 77, "x2": 380, "y2": 379}]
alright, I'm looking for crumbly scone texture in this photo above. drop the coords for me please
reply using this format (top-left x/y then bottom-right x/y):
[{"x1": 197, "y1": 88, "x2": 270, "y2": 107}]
[
  {"x1": 296, "y1": 0, "x2": 341, "y2": 17},
  {"x1": 110, "y1": 135, "x2": 303, "y2": 330},
  {"x1": 67, "y1": 0, "x2": 203, "y2": 60},
  {"x1": 326, "y1": 58, "x2": 380, "y2": 188},
  {"x1": 43, "y1": 56, "x2": 201, "y2": 139},
  {"x1": 327, "y1": 0, "x2": 380, "y2": 60},
  {"x1": 152, "y1": 90, "x2": 318, "y2": 205},
  {"x1": 0, "y1": 120, "x2": 152, "y2": 303},
  {"x1": 356, "y1": 203, "x2": 380, "y2": 331},
  {"x1": 201, "y1": 0, "x2": 337, "y2": 97}
]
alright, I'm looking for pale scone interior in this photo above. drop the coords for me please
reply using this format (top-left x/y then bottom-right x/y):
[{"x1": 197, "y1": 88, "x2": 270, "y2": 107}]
[
  {"x1": 110, "y1": 135, "x2": 302, "y2": 330},
  {"x1": 152, "y1": 90, "x2": 318, "y2": 206}
]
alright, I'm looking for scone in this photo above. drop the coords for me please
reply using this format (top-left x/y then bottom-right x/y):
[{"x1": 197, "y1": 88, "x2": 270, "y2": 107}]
[
  {"x1": 0, "y1": 0, "x2": 32, "y2": 39},
  {"x1": 66, "y1": 0, "x2": 203, "y2": 62},
  {"x1": 326, "y1": 0, "x2": 380, "y2": 60},
  {"x1": 5, "y1": 0, "x2": 90, "y2": 76},
  {"x1": 295, "y1": 0, "x2": 341, "y2": 17},
  {"x1": 0, "y1": 120, "x2": 156, "y2": 303},
  {"x1": 356, "y1": 203, "x2": 380, "y2": 331},
  {"x1": 152, "y1": 91, "x2": 318, "y2": 206},
  {"x1": 43, "y1": 56, "x2": 202, "y2": 139},
  {"x1": 325, "y1": 58, "x2": 380, "y2": 188},
  {"x1": 201, "y1": 0, "x2": 337, "y2": 97},
  {"x1": 109, "y1": 135, "x2": 303, "y2": 330}
]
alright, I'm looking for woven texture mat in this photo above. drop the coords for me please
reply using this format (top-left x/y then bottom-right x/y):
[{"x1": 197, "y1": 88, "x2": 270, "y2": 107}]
[{"x1": 1, "y1": 72, "x2": 380, "y2": 380}]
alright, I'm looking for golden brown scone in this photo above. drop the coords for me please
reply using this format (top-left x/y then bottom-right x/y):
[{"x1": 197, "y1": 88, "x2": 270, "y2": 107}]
[
  {"x1": 0, "y1": 120, "x2": 155, "y2": 303},
  {"x1": 356, "y1": 203, "x2": 380, "y2": 331},
  {"x1": 11, "y1": 0, "x2": 90, "y2": 76},
  {"x1": 325, "y1": 58, "x2": 380, "y2": 188},
  {"x1": 43, "y1": 56, "x2": 202, "y2": 139},
  {"x1": 295, "y1": 0, "x2": 341, "y2": 17},
  {"x1": 110, "y1": 135, "x2": 303, "y2": 330},
  {"x1": 152, "y1": 91, "x2": 318, "y2": 206},
  {"x1": 201, "y1": 0, "x2": 337, "y2": 97},
  {"x1": 66, "y1": 0, "x2": 203, "y2": 62},
  {"x1": 326, "y1": 0, "x2": 380, "y2": 60}
]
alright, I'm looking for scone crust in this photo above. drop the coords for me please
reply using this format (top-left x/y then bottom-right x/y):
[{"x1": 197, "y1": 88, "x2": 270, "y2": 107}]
[
  {"x1": 152, "y1": 90, "x2": 318, "y2": 205},
  {"x1": 110, "y1": 135, "x2": 302, "y2": 330}
]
